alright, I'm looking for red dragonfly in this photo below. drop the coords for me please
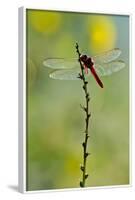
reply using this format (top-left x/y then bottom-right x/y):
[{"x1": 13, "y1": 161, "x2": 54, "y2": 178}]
[{"x1": 43, "y1": 48, "x2": 125, "y2": 88}]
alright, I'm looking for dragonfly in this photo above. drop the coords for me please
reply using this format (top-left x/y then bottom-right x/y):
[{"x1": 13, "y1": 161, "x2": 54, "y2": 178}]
[{"x1": 43, "y1": 48, "x2": 125, "y2": 88}]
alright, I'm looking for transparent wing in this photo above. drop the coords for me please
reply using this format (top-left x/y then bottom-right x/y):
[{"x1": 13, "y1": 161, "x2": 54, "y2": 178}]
[
  {"x1": 93, "y1": 48, "x2": 122, "y2": 64},
  {"x1": 43, "y1": 48, "x2": 121, "y2": 69},
  {"x1": 43, "y1": 58, "x2": 78, "y2": 69},
  {"x1": 49, "y1": 60, "x2": 125, "y2": 80},
  {"x1": 95, "y1": 60, "x2": 126, "y2": 76},
  {"x1": 49, "y1": 68, "x2": 90, "y2": 80}
]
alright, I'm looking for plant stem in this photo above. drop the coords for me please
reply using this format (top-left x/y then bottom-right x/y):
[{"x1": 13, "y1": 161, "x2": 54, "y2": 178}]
[{"x1": 75, "y1": 43, "x2": 91, "y2": 187}]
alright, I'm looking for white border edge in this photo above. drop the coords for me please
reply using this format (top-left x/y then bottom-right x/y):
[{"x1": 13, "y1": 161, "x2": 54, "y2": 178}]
[{"x1": 18, "y1": 6, "x2": 26, "y2": 193}]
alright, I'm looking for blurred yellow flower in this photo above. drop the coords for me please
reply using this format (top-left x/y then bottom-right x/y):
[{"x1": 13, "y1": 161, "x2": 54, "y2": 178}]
[
  {"x1": 64, "y1": 153, "x2": 80, "y2": 177},
  {"x1": 87, "y1": 15, "x2": 116, "y2": 53},
  {"x1": 28, "y1": 10, "x2": 61, "y2": 34}
]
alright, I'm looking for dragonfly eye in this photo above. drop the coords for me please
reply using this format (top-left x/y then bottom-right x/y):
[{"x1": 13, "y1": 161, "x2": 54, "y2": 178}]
[{"x1": 80, "y1": 55, "x2": 87, "y2": 62}]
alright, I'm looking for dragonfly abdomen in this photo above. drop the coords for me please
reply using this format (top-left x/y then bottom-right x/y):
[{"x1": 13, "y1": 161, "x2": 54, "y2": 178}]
[{"x1": 90, "y1": 65, "x2": 104, "y2": 88}]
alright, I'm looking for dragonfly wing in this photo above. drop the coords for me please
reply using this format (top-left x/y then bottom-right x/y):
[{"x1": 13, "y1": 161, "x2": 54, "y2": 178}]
[
  {"x1": 43, "y1": 58, "x2": 78, "y2": 69},
  {"x1": 50, "y1": 68, "x2": 81, "y2": 80},
  {"x1": 93, "y1": 48, "x2": 122, "y2": 64},
  {"x1": 49, "y1": 68, "x2": 91, "y2": 80},
  {"x1": 95, "y1": 60, "x2": 126, "y2": 76}
]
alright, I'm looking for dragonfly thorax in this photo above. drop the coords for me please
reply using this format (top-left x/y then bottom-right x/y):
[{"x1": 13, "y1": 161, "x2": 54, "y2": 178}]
[{"x1": 80, "y1": 55, "x2": 94, "y2": 68}]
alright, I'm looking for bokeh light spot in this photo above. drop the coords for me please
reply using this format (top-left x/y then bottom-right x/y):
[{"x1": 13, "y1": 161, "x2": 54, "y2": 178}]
[
  {"x1": 87, "y1": 15, "x2": 117, "y2": 53},
  {"x1": 28, "y1": 10, "x2": 61, "y2": 34}
]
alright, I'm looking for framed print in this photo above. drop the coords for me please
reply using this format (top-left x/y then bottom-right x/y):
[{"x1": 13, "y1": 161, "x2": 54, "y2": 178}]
[{"x1": 18, "y1": 7, "x2": 130, "y2": 193}]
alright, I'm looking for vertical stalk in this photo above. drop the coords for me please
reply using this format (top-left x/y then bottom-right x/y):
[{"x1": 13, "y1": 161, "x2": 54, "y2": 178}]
[{"x1": 75, "y1": 43, "x2": 91, "y2": 187}]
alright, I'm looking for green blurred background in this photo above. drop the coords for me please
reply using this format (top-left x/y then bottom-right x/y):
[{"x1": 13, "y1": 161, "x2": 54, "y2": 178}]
[{"x1": 26, "y1": 9, "x2": 129, "y2": 191}]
